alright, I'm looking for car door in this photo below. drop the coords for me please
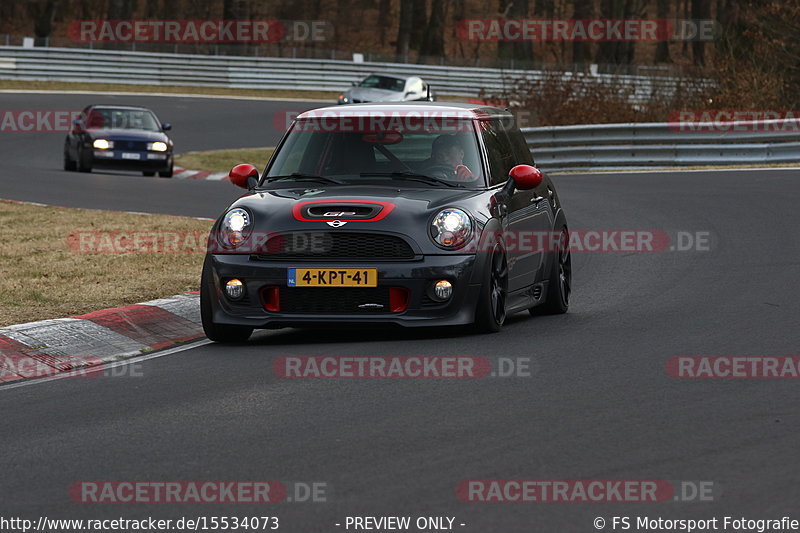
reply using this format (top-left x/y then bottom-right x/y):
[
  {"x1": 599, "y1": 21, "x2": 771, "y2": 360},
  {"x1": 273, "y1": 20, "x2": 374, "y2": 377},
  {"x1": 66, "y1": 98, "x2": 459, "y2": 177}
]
[
  {"x1": 504, "y1": 119, "x2": 553, "y2": 279},
  {"x1": 479, "y1": 118, "x2": 548, "y2": 292}
]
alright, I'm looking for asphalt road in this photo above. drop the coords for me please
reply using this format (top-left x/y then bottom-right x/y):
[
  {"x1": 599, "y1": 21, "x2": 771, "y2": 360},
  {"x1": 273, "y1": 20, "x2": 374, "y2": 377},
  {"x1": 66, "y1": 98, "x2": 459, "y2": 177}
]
[{"x1": 1, "y1": 92, "x2": 799, "y2": 532}]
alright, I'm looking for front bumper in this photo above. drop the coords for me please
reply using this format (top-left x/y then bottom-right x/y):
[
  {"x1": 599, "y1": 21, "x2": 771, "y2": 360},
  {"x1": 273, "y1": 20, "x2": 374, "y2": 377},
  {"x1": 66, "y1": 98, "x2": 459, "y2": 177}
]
[
  {"x1": 90, "y1": 150, "x2": 172, "y2": 171},
  {"x1": 204, "y1": 253, "x2": 484, "y2": 328}
]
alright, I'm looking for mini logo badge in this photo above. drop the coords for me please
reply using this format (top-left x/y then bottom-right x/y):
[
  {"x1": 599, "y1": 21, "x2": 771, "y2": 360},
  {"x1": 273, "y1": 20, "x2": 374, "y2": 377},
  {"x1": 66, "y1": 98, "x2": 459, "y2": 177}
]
[{"x1": 326, "y1": 220, "x2": 347, "y2": 227}]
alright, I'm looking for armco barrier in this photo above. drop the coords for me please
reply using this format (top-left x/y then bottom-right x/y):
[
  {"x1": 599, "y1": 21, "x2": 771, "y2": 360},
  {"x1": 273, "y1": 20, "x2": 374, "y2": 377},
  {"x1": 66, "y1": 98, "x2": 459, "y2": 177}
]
[
  {"x1": 0, "y1": 46, "x2": 692, "y2": 103},
  {"x1": 523, "y1": 119, "x2": 800, "y2": 171},
  {"x1": 2, "y1": 46, "x2": 792, "y2": 170}
]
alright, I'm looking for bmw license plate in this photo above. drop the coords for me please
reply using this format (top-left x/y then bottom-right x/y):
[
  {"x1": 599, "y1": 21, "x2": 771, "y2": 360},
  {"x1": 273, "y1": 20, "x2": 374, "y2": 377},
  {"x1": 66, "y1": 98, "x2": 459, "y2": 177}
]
[
  {"x1": 121, "y1": 152, "x2": 141, "y2": 160},
  {"x1": 288, "y1": 268, "x2": 377, "y2": 287}
]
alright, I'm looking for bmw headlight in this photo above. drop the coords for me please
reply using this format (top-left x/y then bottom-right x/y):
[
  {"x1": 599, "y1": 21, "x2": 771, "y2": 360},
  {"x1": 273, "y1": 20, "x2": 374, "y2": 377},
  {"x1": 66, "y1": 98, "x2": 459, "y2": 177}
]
[
  {"x1": 92, "y1": 139, "x2": 113, "y2": 150},
  {"x1": 218, "y1": 208, "x2": 252, "y2": 248},
  {"x1": 430, "y1": 208, "x2": 472, "y2": 249},
  {"x1": 148, "y1": 141, "x2": 168, "y2": 152}
]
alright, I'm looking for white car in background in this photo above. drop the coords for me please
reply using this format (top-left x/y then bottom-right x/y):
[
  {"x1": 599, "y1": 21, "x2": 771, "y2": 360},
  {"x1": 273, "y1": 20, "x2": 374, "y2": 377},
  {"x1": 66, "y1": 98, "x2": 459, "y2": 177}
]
[{"x1": 338, "y1": 74, "x2": 435, "y2": 104}]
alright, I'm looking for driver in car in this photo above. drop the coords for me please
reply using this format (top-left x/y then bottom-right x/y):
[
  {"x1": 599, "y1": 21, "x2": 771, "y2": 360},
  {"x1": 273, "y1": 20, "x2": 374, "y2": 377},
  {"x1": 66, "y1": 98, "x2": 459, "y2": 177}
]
[{"x1": 424, "y1": 134, "x2": 475, "y2": 182}]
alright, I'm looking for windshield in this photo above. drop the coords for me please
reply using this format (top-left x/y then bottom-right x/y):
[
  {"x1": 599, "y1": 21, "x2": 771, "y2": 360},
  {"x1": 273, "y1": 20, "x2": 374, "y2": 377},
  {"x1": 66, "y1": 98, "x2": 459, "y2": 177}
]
[
  {"x1": 85, "y1": 108, "x2": 162, "y2": 131},
  {"x1": 357, "y1": 75, "x2": 406, "y2": 92},
  {"x1": 265, "y1": 117, "x2": 485, "y2": 188}
]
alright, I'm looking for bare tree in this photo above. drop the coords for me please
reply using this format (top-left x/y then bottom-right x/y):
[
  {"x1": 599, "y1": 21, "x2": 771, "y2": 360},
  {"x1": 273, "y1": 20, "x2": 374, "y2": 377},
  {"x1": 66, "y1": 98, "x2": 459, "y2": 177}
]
[
  {"x1": 395, "y1": 0, "x2": 413, "y2": 61},
  {"x1": 654, "y1": 0, "x2": 671, "y2": 63},
  {"x1": 419, "y1": 0, "x2": 446, "y2": 60}
]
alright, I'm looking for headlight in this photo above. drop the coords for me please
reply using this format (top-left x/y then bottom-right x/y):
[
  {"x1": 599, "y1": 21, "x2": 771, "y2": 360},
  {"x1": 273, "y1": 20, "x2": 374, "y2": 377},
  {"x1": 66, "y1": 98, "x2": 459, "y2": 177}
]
[
  {"x1": 92, "y1": 139, "x2": 113, "y2": 150},
  {"x1": 148, "y1": 141, "x2": 168, "y2": 152},
  {"x1": 430, "y1": 208, "x2": 472, "y2": 249},
  {"x1": 218, "y1": 208, "x2": 252, "y2": 248},
  {"x1": 338, "y1": 94, "x2": 349, "y2": 103}
]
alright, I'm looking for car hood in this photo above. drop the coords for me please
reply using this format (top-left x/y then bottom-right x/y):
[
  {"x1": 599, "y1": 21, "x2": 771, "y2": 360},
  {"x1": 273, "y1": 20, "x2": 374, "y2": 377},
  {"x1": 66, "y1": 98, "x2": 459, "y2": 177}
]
[
  {"x1": 346, "y1": 87, "x2": 405, "y2": 102},
  {"x1": 87, "y1": 129, "x2": 169, "y2": 142},
  {"x1": 222, "y1": 185, "x2": 490, "y2": 251}
]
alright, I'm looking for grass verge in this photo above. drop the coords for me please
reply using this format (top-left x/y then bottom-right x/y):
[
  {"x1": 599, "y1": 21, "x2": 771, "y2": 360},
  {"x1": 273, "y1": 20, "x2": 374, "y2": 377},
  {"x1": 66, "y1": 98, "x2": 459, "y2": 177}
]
[
  {"x1": 0, "y1": 200, "x2": 212, "y2": 327},
  {"x1": 175, "y1": 147, "x2": 275, "y2": 174}
]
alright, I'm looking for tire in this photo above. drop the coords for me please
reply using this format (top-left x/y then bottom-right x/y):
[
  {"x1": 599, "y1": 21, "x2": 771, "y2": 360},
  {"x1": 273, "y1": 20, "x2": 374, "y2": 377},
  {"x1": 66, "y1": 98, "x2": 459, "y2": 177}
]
[
  {"x1": 531, "y1": 226, "x2": 571, "y2": 315},
  {"x1": 77, "y1": 147, "x2": 92, "y2": 173},
  {"x1": 63, "y1": 143, "x2": 77, "y2": 171},
  {"x1": 474, "y1": 246, "x2": 508, "y2": 333},
  {"x1": 142, "y1": 171, "x2": 156, "y2": 177},
  {"x1": 200, "y1": 259, "x2": 253, "y2": 343},
  {"x1": 158, "y1": 165, "x2": 173, "y2": 178}
]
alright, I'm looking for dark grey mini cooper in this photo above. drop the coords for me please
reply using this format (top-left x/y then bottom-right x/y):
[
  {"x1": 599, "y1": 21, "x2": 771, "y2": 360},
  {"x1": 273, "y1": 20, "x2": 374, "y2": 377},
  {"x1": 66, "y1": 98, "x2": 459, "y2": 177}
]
[{"x1": 201, "y1": 103, "x2": 570, "y2": 343}]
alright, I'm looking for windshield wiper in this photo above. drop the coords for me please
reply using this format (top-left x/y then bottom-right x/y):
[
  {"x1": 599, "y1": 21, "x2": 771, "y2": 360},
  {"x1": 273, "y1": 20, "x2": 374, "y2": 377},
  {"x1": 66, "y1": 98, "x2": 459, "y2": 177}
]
[
  {"x1": 265, "y1": 173, "x2": 347, "y2": 185},
  {"x1": 359, "y1": 171, "x2": 462, "y2": 188}
]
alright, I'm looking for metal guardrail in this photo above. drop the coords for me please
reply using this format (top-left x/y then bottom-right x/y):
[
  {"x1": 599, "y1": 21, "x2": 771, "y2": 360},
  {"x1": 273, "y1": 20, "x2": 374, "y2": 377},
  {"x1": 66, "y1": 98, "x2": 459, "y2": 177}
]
[
  {"x1": 3, "y1": 46, "x2": 788, "y2": 170},
  {"x1": 0, "y1": 46, "x2": 692, "y2": 103},
  {"x1": 523, "y1": 120, "x2": 800, "y2": 171}
]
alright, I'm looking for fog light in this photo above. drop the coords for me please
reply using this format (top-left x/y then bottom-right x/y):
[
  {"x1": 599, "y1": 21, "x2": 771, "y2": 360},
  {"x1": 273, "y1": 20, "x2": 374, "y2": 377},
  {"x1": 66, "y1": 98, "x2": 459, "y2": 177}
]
[
  {"x1": 432, "y1": 280, "x2": 453, "y2": 301},
  {"x1": 225, "y1": 279, "x2": 244, "y2": 299}
]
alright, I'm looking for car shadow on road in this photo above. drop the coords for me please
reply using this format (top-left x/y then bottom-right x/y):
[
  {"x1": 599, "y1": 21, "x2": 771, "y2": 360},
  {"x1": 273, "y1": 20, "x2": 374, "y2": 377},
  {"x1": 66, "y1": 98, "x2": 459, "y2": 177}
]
[{"x1": 241, "y1": 311, "x2": 538, "y2": 347}]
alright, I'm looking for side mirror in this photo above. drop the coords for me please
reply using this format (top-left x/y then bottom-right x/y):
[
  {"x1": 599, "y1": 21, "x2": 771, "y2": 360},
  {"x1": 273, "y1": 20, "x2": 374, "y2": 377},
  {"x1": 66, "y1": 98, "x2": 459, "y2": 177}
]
[
  {"x1": 229, "y1": 163, "x2": 259, "y2": 189},
  {"x1": 162, "y1": 123, "x2": 172, "y2": 131},
  {"x1": 508, "y1": 164, "x2": 543, "y2": 190},
  {"x1": 72, "y1": 119, "x2": 85, "y2": 133}
]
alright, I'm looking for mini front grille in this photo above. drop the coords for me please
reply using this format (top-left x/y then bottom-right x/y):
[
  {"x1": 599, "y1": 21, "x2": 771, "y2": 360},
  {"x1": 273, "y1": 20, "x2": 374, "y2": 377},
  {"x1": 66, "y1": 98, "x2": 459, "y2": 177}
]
[
  {"x1": 252, "y1": 232, "x2": 416, "y2": 261},
  {"x1": 278, "y1": 287, "x2": 390, "y2": 314}
]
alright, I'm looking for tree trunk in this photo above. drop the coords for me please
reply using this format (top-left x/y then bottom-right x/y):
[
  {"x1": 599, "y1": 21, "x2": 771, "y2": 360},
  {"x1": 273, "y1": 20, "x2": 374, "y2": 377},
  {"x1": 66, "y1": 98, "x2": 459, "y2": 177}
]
[
  {"x1": 654, "y1": 0, "x2": 671, "y2": 63},
  {"x1": 419, "y1": 0, "x2": 446, "y2": 60},
  {"x1": 691, "y1": 0, "x2": 711, "y2": 66},
  {"x1": 410, "y1": 0, "x2": 426, "y2": 49},
  {"x1": 378, "y1": 0, "x2": 393, "y2": 46},
  {"x1": 571, "y1": 0, "x2": 592, "y2": 67},
  {"x1": 395, "y1": 0, "x2": 413, "y2": 61}
]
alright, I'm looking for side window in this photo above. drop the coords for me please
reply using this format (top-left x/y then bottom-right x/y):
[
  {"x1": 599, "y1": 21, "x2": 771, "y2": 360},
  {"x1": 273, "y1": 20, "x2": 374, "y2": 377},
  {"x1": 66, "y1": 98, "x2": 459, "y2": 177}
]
[
  {"x1": 479, "y1": 119, "x2": 515, "y2": 186},
  {"x1": 504, "y1": 122, "x2": 535, "y2": 166},
  {"x1": 270, "y1": 129, "x2": 316, "y2": 175}
]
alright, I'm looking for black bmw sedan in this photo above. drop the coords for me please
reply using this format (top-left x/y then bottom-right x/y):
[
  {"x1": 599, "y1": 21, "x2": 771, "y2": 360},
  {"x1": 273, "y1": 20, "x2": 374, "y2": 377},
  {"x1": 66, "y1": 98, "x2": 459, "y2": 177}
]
[
  {"x1": 63, "y1": 105, "x2": 174, "y2": 177},
  {"x1": 201, "y1": 103, "x2": 570, "y2": 343}
]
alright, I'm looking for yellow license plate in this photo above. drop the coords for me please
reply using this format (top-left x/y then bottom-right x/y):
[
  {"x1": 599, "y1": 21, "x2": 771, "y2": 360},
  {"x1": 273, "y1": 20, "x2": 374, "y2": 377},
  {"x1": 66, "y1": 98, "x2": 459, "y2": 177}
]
[{"x1": 288, "y1": 268, "x2": 377, "y2": 287}]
